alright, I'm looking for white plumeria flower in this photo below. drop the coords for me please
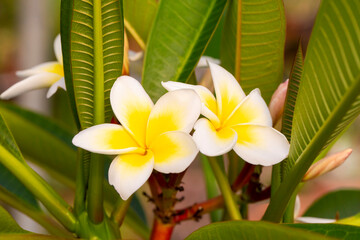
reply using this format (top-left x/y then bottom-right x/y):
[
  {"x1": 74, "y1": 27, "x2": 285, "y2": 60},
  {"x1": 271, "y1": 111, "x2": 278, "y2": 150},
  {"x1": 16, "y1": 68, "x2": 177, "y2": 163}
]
[
  {"x1": 72, "y1": 76, "x2": 201, "y2": 200},
  {"x1": 162, "y1": 62, "x2": 290, "y2": 166},
  {"x1": 0, "y1": 35, "x2": 65, "y2": 100}
]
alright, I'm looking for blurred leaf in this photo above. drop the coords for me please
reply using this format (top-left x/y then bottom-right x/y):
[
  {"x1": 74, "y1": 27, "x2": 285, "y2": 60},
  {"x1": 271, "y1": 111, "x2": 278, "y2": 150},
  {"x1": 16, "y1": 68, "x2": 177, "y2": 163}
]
[
  {"x1": 263, "y1": 0, "x2": 360, "y2": 222},
  {"x1": 0, "y1": 234, "x2": 72, "y2": 240},
  {"x1": 220, "y1": 0, "x2": 286, "y2": 103},
  {"x1": 289, "y1": 224, "x2": 360, "y2": 240},
  {"x1": 0, "y1": 205, "x2": 28, "y2": 233},
  {"x1": 61, "y1": 0, "x2": 124, "y2": 129},
  {"x1": 0, "y1": 102, "x2": 77, "y2": 186},
  {"x1": 0, "y1": 113, "x2": 39, "y2": 209},
  {"x1": 185, "y1": 221, "x2": 333, "y2": 239},
  {"x1": 303, "y1": 190, "x2": 360, "y2": 219},
  {"x1": 142, "y1": 0, "x2": 227, "y2": 101},
  {"x1": 124, "y1": 0, "x2": 157, "y2": 49}
]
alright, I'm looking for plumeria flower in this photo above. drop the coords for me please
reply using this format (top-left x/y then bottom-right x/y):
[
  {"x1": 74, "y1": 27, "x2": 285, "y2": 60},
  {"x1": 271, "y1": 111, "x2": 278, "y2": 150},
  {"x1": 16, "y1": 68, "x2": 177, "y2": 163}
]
[
  {"x1": 162, "y1": 62, "x2": 290, "y2": 166},
  {"x1": 0, "y1": 35, "x2": 65, "y2": 100},
  {"x1": 72, "y1": 76, "x2": 201, "y2": 200}
]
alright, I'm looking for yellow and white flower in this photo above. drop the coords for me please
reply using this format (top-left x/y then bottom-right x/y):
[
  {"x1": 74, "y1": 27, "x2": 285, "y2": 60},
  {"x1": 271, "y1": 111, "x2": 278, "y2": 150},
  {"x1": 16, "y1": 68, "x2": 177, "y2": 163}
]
[
  {"x1": 0, "y1": 35, "x2": 65, "y2": 100},
  {"x1": 162, "y1": 62, "x2": 289, "y2": 166},
  {"x1": 72, "y1": 76, "x2": 201, "y2": 200}
]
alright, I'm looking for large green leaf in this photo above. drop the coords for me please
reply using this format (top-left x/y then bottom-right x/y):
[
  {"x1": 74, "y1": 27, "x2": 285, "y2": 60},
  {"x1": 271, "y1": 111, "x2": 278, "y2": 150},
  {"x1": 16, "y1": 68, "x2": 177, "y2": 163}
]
[
  {"x1": 61, "y1": 0, "x2": 124, "y2": 129},
  {"x1": 289, "y1": 224, "x2": 360, "y2": 240},
  {"x1": 263, "y1": 0, "x2": 360, "y2": 222},
  {"x1": 303, "y1": 189, "x2": 360, "y2": 219},
  {"x1": 123, "y1": 0, "x2": 157, "y2": 49},
  {"x1": 185, "y1": 221, "x2": 333, "y2": 240},
  {"x1": 0, "y1": 113, "x2": 39, "y2": 209},
  {"x1": 0, "y1": 234, "x2": 72, "y2": 240},
  {"x1": 0, "y1": 102, "x2": 76, "y2": 186},
  {"x1": 220, "y1": 0, "x2": 286, "y2": 103},
  {"x1": 142, "y1": 0, "x2": 227, "y2": 101}
]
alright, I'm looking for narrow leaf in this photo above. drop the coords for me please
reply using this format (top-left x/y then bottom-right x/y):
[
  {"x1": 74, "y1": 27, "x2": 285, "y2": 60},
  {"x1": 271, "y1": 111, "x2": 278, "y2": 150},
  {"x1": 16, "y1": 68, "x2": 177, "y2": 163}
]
[
  {"x1": 220, "y1": 0, "x2": 286, "y2": 103},
  {"x1": 263, "y1": 0, "x2": 360, "y2": 222},
  {"x1": 61, "y1": 0, "x2": 124, "y2": 129},
  {"x1": 0, "y1": 205, "x2": 28, "y2": 234},
  {"x1": 142, "y1": 0, "x2": 227, "y2": 101}
]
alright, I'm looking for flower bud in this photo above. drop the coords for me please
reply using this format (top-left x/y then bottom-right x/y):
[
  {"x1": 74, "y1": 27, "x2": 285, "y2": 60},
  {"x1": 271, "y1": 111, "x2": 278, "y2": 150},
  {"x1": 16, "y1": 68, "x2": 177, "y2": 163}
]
[
  {"x1": 302, "y1": 148, "x2": 352, "y2": 181},
  {"x1": 268, "y1": 79, "x2": 289, "y2": 128}
]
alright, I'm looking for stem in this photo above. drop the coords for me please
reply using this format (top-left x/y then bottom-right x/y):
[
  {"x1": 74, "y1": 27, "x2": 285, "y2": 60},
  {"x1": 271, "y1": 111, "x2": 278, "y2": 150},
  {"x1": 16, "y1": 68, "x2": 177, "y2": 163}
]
[
  {"x1": 208, "y1": 156, "x2": 241, "y2": 220},
  {"x1": 227, "y1": 151, "x2": 244, "y2": 183},
  {"x1": 88, "y1": 154, "x2": 104, "y2": 223},
  {"x1": 231, "y1": 163, "x2": 255, "y2": 192},
  {"x1": 150, "y1": 218, "x2": 174, "y2": 240},
  {"x1": 0, "y1": 186, "x2": 72, "y2": 237},
  {"x1": 111, "y1": 196, "x2": 133, "y2": 227},
  {"x1": 74, "y1": 149, "x2": 89, "y2": 216},
  {"x1": 283, "y1": 193, "x2": 296, "y2": 223},
  {"x1": 271, "y1": 163, "x2": 281, "y2": 197},
  {"x1": 0, "y1": 145, "x2": 76, "y2": 231}
]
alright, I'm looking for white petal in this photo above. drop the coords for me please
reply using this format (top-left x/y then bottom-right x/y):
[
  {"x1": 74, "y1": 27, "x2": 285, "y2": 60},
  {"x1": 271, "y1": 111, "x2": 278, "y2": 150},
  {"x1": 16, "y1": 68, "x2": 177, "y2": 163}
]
[
  {"x1": 161, "y1": 81, "x2": 220, "y2": 127},
  {"x1": 209, "y1": 62, "x2": 246, "y2": 122},
  {"x1": 46, "y1": 77, "x2": 66, "y2": 98},
  {"x1": 72, "y1": 124, "x2": 142, "y2": 155},
  {"x1": 193, "y1": 118, "x2": 237, "y2": 156},
  {"x1": 109, "y1": 152, "x2": 154, "y2": 200},
  {"x1": 296, "y1": 217, "x2": 335, "y2": 224},
  {"x1": 197, "y1": 56, "x2": 220, "y2": 68},
  {"x1": 110, "y1": 76, "x2": 154, "y2": 147},
  {"x1": 128, "y1": 50, "x2": 143, "y2": 62},
  {"x1": 224, "y1": 88, "x2": 272, "y2": 128},
  {"x1": 16, "y1": 62, "x2": 62, "y2": 77},
  {"x1": 146, "y1": 89, "x2": 201, "y2": 145},
  {"x1": 149, "y1": 131, "x2": 198, "y2": 173},
  {"x1": 54, "y1": 34, "x2": 63, "y2": 64},
  {"x1": 232, "y1": 124, "x2": 289, "y2": 166},
  {"x1": 0, "y1": 73, "x2": 62, "y2": 100}
]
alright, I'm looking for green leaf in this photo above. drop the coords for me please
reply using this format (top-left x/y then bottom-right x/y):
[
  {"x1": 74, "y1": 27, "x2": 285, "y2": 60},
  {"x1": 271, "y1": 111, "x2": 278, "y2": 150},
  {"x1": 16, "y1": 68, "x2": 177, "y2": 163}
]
[
  {"x1": 303, "y1": 189, "x2": 360, "y2": 219},
  {"x1": 263, "y1": 0, "x2": 360, "y2": 222},
  {"x1": 289, "y1": 224, "x2": 360, "y2": 240},
  {"x1": 282, "y1": 43, "x2": 303, "y2": 142},
  {"x1": 142, "y1": 0, "x2": 227, "y2": 101},
  {"x1": 61, "y1": 0, "x2": 124, "y2": 129},
  {"x1": 123, "y1": 0, "x2": 157, "y2": 49},
  {"x1": 220, "y1": 0, "x2": 286, "y2": 103},
  {"x1": 0, "y1": 102, "x2": 77, "y2": 187},
  {"x1": 185, "y1": 221, "x2": 333, "y2": 240},
  {"x1": 0, "y1": 113, "x2": 39, "y2": 209},
  {"x1": 0, "y1": 205, "x2": 28, "y2": 234},
  {"x1": 0, "y1": 234, "x2": 73, "y2": 240}
]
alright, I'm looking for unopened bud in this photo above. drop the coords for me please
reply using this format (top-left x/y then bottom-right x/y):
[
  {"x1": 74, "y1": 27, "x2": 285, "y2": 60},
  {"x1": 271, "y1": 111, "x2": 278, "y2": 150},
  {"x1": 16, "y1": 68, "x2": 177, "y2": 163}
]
[
  {"x1": 302, "y1": 148, "x2": 352, "y2": 181},
  {"x1": 122, "y1": 32, "x2": 129, "y2": 75},
  {"x1": 269, "y1": 79, "x2": 289, "y2": 128}
]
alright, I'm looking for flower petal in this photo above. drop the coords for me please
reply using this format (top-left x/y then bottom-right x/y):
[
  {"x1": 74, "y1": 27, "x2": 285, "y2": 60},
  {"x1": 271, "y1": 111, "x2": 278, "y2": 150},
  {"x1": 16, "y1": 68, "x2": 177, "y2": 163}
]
[
  {"x1": 110, "y1": 76, "x2": 154, "y2": 147},
  {"x1": 54, "y1": 34, "x2": 63, "y2": 64},
  {"x1": 109, "y1": 151, "x2": 154, "y2": 200},
  {"x1": 197, "y1": 56, "x2": 220, "y2": 68},
  {"x1": 161, "y1": 81, "x2": 220, "y2": 127},
  {"x1": 209, "y1": 62, "x2": 245, "y2": 122},
  {"x1": 223, "y1": 89, "x2": 272, "y2": 128},
  {"x1": 72, "y1": 124, "x2": 142, "y2": 155},
  {"x1": 0, "y1": 72, "x2": 62, "y2": 100},
  {"x1": 296, "y1": 217, "x2": 335, "y2": 224},
  {"x1": 146, "y1": 89, "x2": 201, "y2": 145},
  {"x1": 46, "y1": 77, "x2": 66, "y2": 98},
  {"x1": 232, "y1": 124, "x2": 289, "y2": 166},
  {"x1": 149, "y1": 131, "x2": 198, "y2": 173},
  {"x1": 16, "y1": 62, "x2": 63, "y2": 77},
  {"x1": 193, "y1": 118, "x2": 237, "y2": 156}
]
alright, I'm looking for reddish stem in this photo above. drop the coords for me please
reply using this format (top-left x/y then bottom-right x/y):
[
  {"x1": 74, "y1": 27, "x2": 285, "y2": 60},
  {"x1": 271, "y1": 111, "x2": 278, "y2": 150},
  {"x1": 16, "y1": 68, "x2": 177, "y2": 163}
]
[
  {"x1": 231, "y1": 163, "x2": 255, "y2": 192},
  {"x1": 150, "y1": 218, "x2": 175, "y2": 240}
]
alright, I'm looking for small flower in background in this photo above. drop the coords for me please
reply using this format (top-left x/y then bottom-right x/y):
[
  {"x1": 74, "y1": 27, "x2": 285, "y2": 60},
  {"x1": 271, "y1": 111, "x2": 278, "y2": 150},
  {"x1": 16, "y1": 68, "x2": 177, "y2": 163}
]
[
  {"x1": 163, "y1": 62, "x2": 290, "y2": 166},
  {"x1": 73, "y1": 76, "x2": 201, "y2": 200},
  {"x1": 0, "y1": 35, "x2": 66, "y2": 100}
]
